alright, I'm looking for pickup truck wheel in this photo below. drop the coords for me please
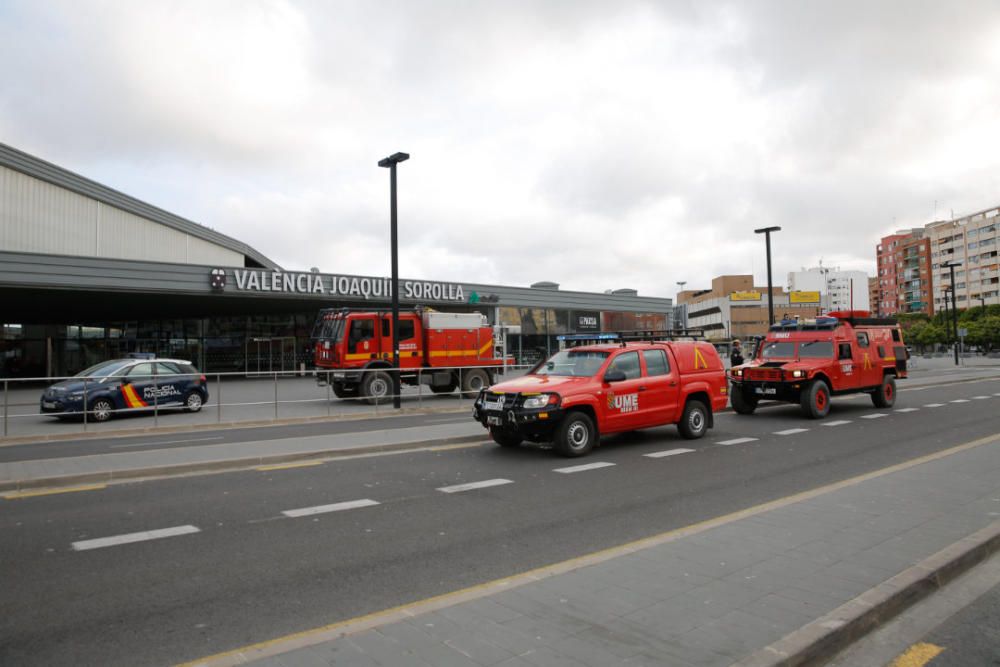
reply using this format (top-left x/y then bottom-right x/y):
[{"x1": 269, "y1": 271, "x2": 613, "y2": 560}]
[
  {"x1": 730, "y1": 386, "x2": 758, "y2": 415},
  {"x1": 489, "y1": 427, "x2": 522, "y2": 448},
  {"x1": 460, "y1": 369, "x2": 489, "y2": 397},
  {"x1": 332, "y1": 383, "x2": 359, "y2": 399},
  {"x1": 678, "y1": 399, "x2": 709, "y2": 439},
  {"x1": 801, "y1": 380, "x2": 831, "y2": 419},
  {"x1": 555, "y1": 411, "x2": 596, "y2": 457},
  {"x1": 871, "y1": 375, "x2": 896, "y2": 408},
  {"x1": 361, "y1": 371, "x2": 393, "y2": 405}
]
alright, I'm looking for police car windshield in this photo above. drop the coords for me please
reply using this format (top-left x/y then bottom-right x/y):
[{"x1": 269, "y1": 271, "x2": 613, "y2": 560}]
[
  {"x1": 761, "y1": 342, "x2": 795, "y2": 359},
  {"x1": 74, "y1": 360, "x2": 131, "y2": 378},
  {"x1": 799, "y1": 341, "x2": 834, "y2": 358},
  {"x1": 534, "y1": 350, "x2": 609, "y2": 377}
]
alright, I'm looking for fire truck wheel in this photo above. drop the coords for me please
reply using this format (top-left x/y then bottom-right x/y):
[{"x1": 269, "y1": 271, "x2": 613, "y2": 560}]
[
  {"x1": 461, "y1": 369, "x2": 489, "y2": 397},
  {"x1": 361, "y1": 371, "x2": 393, "y2": 405},
  {"x1": 678, "y1": 399, "x2": 709, "y2": 439},
  {"x1": 801, "y1": 380, "x2": 831, "y2": 419},
  {"x1": 332, "y1": 383, "x2": 359, "y2": 399},
  {"x1": 730, "y1": 386, "x2": 758, "y2": 415},
  {"x1": 489, "y1": 427, "x2": 522, "y2": 448},
  {"x1": 872, "y1": 375, "x2": 896, "y2": 408},
  {"x1": 430, "y1": 380, "x2": 458, "y2": 394},
  {"x1": 555, "y1": 411, "x2": 596, "y2": 457}
]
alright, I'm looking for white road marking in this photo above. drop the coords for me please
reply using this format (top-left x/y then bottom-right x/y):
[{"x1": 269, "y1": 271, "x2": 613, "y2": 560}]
[
  {"x1": 822, "y1": 420, "x2": 852, "y2": 427},
  {"x1": 972, "y1": 396, "x2": 990, "y2": 400},
  {"x1": 717, "y1": 437, "x2": 758, "y2": 446},
  {"x1": 950, "y1": 399, "x2": 970, "y2": 403},
  {"x1": 774, "y1": 428, "x2": 809, "y2": 436},
  {"x1": 895, "y1": 408, "x2": 920, "y2": 413},
  {"x1": 861, "y1": 413, "x2": 889, "y2": 419},
  {"x1": 110, "y1": 436, "x2": 224, "y2": 449},
  {"x1": 994, "y1": 393, "x2": 1000, "y2": 397},
  {"x1": 644, "y1": 448, "x2": 695, "y2": 458},
  {"x1": 282, "y1": 499, "x2": 380, "y2": 518},
  {"x1": 72, "y1": 525, "x2": 201, "y2": 551},
  {"x1": 437, "y1": 478, "x2": 514, "y2": 493},
  {"x1": 925, "y1": 403, "x2": 946, "y2": 408},
  {"x1": 553, "y1": 462, "x2": 617, "y2": 473}
]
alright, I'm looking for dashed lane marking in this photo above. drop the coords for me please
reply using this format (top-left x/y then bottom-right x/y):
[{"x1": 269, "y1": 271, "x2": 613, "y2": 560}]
[
  {"x1": 895, "y1": 408, "x2": 919, "y2": 413},
  {"x1": 256, "y1": 461, "x2": 325, "y2": 472},
  {"x1": 644, "y1": 448, "x2": 695, "y2": 458},
  {"x1": 925, "y1": 403, "x2": 946, "y2": 407},
  {"x1": 950, "y1": 399, "x2": 970, "y2": 403},
  {"x1": 282, "y1": 499, "x2": 380, "y2": 518},
  {"x1": 888, "y1": 642, "x2": 945, "y2": 667},
  {"x1": 823, "y1": 420, "x2": 852, "y2": 426},
  {"x1": 2, "y1": 484, "x2": 107, "y2": 500},
  {"x1": 716, "y1": 437, "x2": 758, "y2": 446},
  {"x1": 72, "y1": 525, "x2": 200, "y2": 552},
  {"x1": 553, "y1": 462, "x2": 617, "y2": 473},
  {"x1": 437, "y1": 478, "x2": 514, "y2": 493},
  {"x1": 972, "y1": 395, "x2": 990, "y2": 400},
  {"x1": 774, "y1": 428, "x2": 809, "y2": 436},
  {"x1": 861, "y1": 413, "x2": 889, "y2": 419}
]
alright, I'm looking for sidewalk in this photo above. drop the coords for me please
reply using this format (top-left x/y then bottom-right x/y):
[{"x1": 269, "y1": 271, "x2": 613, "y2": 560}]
[{"x1": 189, "y1": 434, "x2": 1000, "y2": 667}]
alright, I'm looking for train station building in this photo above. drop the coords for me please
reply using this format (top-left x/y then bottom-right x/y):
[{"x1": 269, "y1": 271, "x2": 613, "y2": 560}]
[{"x1": 0, "y1": 143, "x2": 674, "y2": 378}]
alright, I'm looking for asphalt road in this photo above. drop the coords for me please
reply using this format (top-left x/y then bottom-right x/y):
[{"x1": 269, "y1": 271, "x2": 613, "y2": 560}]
[
  {"x1": 2, "y1": 378, "x2": 1000, "y2": 666},
  {"x1": 919, "y1": 582, "x2": 1000, "y2": 666}
]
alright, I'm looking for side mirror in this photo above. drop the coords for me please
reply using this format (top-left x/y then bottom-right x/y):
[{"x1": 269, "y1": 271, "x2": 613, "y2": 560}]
[{"x1": 604, "y1": 369, "x2": 626, "y2": 383}]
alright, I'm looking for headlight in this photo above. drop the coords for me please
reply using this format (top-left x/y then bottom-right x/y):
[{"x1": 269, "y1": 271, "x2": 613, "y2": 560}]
[
  {"x1": 522, "y1": 393, "x2": 558, "y2": 409},
  {"x1": 67, "y1": 391, "x2": 86, "y2": 399},
  {"x1": 791, "y1": 370, "x2": 804, "y2": 378},
  {"x1": 732, "y1": 369, "x2": 743, "y2": 377}
]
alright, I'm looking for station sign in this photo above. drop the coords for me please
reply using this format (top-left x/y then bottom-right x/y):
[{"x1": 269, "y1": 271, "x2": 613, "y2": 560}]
[
  {"x1": 575, "y1": 311, "x2": 601, "y2": 331},
  {"x1": 730, "y1": 291, "x2": 762, "y2": 302},
  {"x1": 209, "y1": 268, "x2": 468, "y2": 302},
  {"x1": 790, "y1": 291, "x2": 821, "y2": 304}
]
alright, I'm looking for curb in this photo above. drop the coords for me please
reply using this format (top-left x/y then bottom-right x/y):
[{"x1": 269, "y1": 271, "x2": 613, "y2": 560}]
[
  {"x1": 0, "y1": 433, "x2": 486, "y2": 493},
  {"x1": 732, "y1": 519, "x2": 1000, "y2": 667}
]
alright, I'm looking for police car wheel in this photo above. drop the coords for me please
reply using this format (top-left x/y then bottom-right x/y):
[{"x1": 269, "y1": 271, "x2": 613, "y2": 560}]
[
  {"x1": 490, "y1": 427, "x2": 522, "y2": 448},
  {"x1": 90, "y1": 398, "x2": 114, "y2": 423},
  {"x1": 871, "y1": 375, "x2": 896, "y2": 408},
  {"x1": 184, "y1": 391, "x2": 203, "y2": 412},
  {"x1": 678, "y1": 399, "x2": 709, "y2": 439},
  {"x1": 801, "y1": 380, "x2": 831, "y2": 419},
  {"x1": 555, "y1": 411, "x2": 596, "y2": 457}
]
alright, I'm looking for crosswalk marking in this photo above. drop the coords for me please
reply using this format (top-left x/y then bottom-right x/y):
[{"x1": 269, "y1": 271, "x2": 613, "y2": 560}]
[
  {"x1": 895, "y1": 408, "x2": 919, "y2": 413},
  {"x1": 437, "y1": 479, "x2": 514, "y2": 493},
  {"x1": 861, "y1": 413, "x2": 888, "y2": 419},
  {"x1": 553, "y1": 462, "x2": 616, "y2": 474},
  {"x1": 282, "y1": 499, "x2": 380, "y2": 517},
  {"x1": 644, "y1": 448, "x2": 695, "y2": 458},
  {"x1": 72, "y1": 525, "x2": 201, "y2": 551},
  {"x1": 717, "y1": 437, "x2": 758, "y2": 446},
  {"x1": 822, "y1": 420, "x2": 852, "y2": 427},
  {"x1": 774, "y1": 428, "x2": 809, "y2": 436}
]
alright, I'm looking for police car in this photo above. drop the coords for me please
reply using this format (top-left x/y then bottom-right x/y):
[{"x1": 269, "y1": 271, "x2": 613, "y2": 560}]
[{"x1": 40, "y1": 355, "x2": 209, "y2": 422}]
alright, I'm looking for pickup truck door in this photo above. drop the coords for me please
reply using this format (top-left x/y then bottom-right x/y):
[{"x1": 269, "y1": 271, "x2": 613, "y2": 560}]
[
  {"x1": 599, "y1": 351, "x2": 647, "y2": 433},
  {"x1": 639, "y1": 348, "x2": 680, "y2": 427}
]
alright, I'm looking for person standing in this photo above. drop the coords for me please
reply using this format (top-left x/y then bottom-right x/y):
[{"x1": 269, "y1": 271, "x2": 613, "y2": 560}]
[{"x1": 730, "y1": 339, "x2": 744, "y2": 367}]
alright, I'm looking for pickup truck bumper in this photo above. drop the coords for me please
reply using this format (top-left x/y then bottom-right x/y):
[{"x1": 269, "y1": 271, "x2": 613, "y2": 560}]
[{"x1": 472, "y1": 390, "x2": 564, "y2": 441}]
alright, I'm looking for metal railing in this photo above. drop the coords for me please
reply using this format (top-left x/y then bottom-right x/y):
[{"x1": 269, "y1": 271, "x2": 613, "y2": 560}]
[{"x1": 1, "y1": 363, "x2": 532, "y2": 439}]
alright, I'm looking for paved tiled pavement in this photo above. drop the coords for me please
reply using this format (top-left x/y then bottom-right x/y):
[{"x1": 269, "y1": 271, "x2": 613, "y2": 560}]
[{"x1": 231, "y1": 437, "x2": 1000, "y2": 667}]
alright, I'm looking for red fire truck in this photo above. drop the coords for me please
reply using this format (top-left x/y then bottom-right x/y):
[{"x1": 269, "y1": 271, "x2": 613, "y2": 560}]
[
  {"x1": 728, "y1": 311, "x2": 908, "y2": 418},
  {"x1": 312, "y1": 307, "x2": 509, "y2": 403}
]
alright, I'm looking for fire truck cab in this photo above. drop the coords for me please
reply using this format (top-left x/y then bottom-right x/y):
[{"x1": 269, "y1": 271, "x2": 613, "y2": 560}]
[{"x1": 728, "y1": 311, "x2": 907, "y2": 419}]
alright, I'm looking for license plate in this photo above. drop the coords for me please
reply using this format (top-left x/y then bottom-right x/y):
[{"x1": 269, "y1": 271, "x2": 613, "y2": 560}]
[
  {"x1": 43, "y1": 401, "x2": 57, "y2": 409},
  {"x1": 487, "y1": 416, "x2": 502, "y2": 426},
  {"x1": 754, "y1": 387, "x2": 777, "y2": 395}
]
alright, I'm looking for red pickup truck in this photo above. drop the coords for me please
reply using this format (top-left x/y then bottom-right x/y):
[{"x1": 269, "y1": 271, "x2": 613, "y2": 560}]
[{"x1": 472, "y1": 340, "x2": 728, "y2": 456}]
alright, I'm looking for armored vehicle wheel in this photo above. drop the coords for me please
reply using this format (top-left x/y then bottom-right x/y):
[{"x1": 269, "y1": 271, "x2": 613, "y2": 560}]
[
  {"x1": 871, "y1": 375, "x2": 896, "y2": 408},
  {"x1": 678, "y1": 399, "x2": 709, "y2": 439},
  {"x1": 730, "y1": 386, "x2": 758, "y2": 415},
  {"x1": 489, "y1": 427, "x2": 522, "y2": 448},
  {"x1": 361, "y1": 371, "x2": 393, "y2": 405},
  {"x1": 555, "y1": 411, "x2": 597, "y2": 457},
  {"x1": 183, "y1": 391, "x2": 203, "y2": 413},
  {"x1": 332, "y1": 383, "x2": 359, "y2": 399},
  {"x1": 460, "y1": 369, "x2": 489, "y2": 397},
  {"x1": 801, "y1": 379, "x2": 831, "y2": 419},
  {"x1": 90, "y1": 398, "x2": 114, "y2": 422}
]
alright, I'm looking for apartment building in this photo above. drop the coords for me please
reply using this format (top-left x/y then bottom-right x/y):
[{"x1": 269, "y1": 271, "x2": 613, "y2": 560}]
[
  {"x1": 876, "y1": 229, "x2": 933, "y2": 316},
  {"x1": 927, "y1": 206, "x2": 1000, "y2": 311},
  {"x1": 787, "y1": 267, "x2": 870, "y2": 312}
]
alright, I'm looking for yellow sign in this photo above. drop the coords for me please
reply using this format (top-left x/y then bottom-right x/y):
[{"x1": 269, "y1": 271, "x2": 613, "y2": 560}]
[
  {"x1": 694, "y1": 348, "x2": 709, "y2": 369},
  {"x1": 790, "y1": 291, "x2": 821, "y2": 304},
  {"x1": 863, "y1": 353, "x2": 872, "y2": 370},
  {"x1": 730, "y1": 291, "x2": 761, "y2": 302}
]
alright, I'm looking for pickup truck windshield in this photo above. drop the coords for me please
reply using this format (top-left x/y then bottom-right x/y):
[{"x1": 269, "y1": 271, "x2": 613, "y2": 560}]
[{"x1": 534, "y1": 350, "x2": 610, "y2": 377}]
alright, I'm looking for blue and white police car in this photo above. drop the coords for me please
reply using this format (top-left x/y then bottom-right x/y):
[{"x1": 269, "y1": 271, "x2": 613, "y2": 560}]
[{"x1": 40, "y1": 355, "x2": 209, "y2": 422}]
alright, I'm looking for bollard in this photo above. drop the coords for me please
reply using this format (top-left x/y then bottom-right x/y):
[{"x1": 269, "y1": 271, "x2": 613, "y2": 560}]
[
  {"x1": 326, "y1": 376, "x2": 331, "y2": 416},
  {"x1": 418, "y1": 369, "x2": 422, "y2": 409},
  {"x1": 3, "y1": 380, "x2": 7, "y2": 438},
  {"x1": 274, "y1": 372, "x2": 279, "y2": 420},
  {"x1": 153, "y1": 375, "x2": 159, "y2": 427},
  {"x1": 217, "y1": 374, "x2": 222, "y2": 423}
]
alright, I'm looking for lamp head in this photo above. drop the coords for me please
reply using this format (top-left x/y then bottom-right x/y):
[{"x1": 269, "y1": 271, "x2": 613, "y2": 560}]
[
  {"x1": 378, "y1": 152, "x2": 410, "y2": 168},
  {"x1": 754, "y1": 226, "x2": 781, "y2": 234}
]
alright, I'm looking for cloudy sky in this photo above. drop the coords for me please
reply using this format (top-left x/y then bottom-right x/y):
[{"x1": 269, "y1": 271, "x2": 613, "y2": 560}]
[{"x1": 3, "y1": 1, "x2": 1000, "y2": 299}]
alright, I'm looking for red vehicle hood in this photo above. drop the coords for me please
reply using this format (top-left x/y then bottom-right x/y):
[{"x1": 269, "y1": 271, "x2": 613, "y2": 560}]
[{"x1": 488, "y1": 374, "x2": 594, "y2": 394}]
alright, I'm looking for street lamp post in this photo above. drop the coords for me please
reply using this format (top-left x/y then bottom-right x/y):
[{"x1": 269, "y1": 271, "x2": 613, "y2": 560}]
[
  {"x1": 378, "y1": 151, "x2": 410, "y2": 408},
  {"x1": 675, "y1": 281, "x2": 686, "y2": 332},
  {"x1": 754, "y1": 226, "x2": 781, "y2": 326},
  {"x1": 942, "y1": 261, "x2": 961, "y2": 366}
]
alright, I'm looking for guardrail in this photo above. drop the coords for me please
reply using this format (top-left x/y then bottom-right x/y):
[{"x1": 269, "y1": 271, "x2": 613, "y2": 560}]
[{"x1": 1, "y1": 363, "x2": 532, "y2": 439}]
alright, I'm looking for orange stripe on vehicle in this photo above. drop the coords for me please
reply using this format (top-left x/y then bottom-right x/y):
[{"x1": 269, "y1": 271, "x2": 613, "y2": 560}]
[
  {"x1": 479, "y1": 340, "x2": 492, "y2": 355},
  {"x1": 122, "y1": 384, "x2": 146, "y2": 408}
]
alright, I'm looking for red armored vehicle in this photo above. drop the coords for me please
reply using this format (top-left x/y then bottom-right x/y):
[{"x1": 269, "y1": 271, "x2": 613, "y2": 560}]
[
  {"x1": 313, "y1": 307, "x2": 508, "y2": 403},
  {"x1": 728, "y1": 311, "x2": 908, "y2": 419},
  {"x1": 472, "y1": 335, "x2": 728, "y2": 457}
]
